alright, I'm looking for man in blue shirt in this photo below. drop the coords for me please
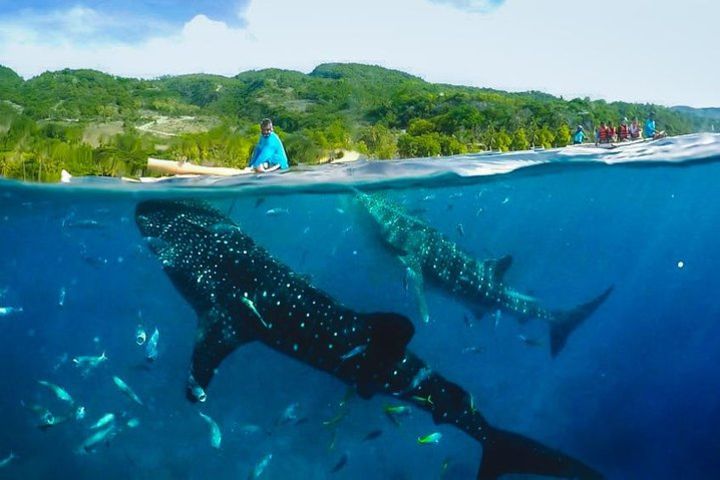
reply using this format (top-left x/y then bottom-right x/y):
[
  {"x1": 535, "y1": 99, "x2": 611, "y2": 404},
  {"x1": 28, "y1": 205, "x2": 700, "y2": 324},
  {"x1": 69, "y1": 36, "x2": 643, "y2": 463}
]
[
  {"x1": 249, "y1": 118, "x2": 289, "y2": 173},
  {"x1": 643, "y1": 115, "x2": 667, "y2": 140},
  {"x1": 572, "y1": 125, "x2": 586, "y2": 144},
  {"x1": 644, "y1": 117, "x2": 657, "y2": 139}
]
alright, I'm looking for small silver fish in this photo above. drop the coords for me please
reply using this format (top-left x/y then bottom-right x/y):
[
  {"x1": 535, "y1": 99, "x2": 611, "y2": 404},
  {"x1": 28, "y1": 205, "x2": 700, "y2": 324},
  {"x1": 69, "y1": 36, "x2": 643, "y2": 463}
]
[
  {"x1": 38, "y1": 380, "x2": 74, "y2": 404},
  {"x1": 89, "y1": 413, "x2": 115, "y2": 430},
  {"x1": 409, "y1": 366, "x2": 432, "y2": 391},
  {"x1": 0, "y1": 451, "x2": 16, "y2": 468},
  {"x1": 493, "y1": 309, "x2": 502, "y2": 329},
  {"x1": 340, "y1": 344, "x2": 367, "y2": 361},
  {"x1": 112, "y1": 376, "x2": 143, "y2": 406},
  {"x1": 241, "y1": 297, "x2": 269, "y2": 328},
  {"x1": 209, "y1": 223, "x2": 241, "y2": 236},
  {"x1": 402, "y1": 267, "x2": 413, "y2": 292},
  {"x1": 77, "y1": 425, "x2": 118, "y2": 454},
  {"x1": 278, "y1": 402, "x2": 299, "y2": 425},
  {"x1": 64, "y1": 219, "x2": 104, "y2": 229},
  {"x1": 518, "y1": 334, "x2": 542, "y2": 347},
  {"x1": 0, "y1": 306, "x2": 23, "y2": 317},
  {"x1": 198, "y1": 411, "x2": 222, "y2": 449},
  {"x1": 146, "y1": 328, "x2": 160, "y2": 362},
  {"x1": 73, "y1": 352, "x2": 108, "y2": 373},
  {"x1": 251, "y1": 453, "x2": 273, "y2": 479},
  {"x1": 461, "y1": 346, "x2": 484, "y2": 354},
  {"x1": 265, "y1": 208, "x2": 289, "y2": 216}
]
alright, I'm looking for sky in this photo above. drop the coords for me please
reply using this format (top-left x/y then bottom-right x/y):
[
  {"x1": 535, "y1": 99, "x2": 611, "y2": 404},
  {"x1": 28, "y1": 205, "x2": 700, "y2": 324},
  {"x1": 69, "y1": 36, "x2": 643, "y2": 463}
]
[{"x1": 0, "y1": 0, "x2": 716, "y2": 107}]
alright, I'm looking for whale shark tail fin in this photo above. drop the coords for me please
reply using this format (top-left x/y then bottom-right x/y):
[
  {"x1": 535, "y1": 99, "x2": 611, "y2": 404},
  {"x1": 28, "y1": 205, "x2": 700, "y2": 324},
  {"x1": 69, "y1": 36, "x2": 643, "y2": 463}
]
[
  {"x1": 551, "y1": 286, "x2": 614, "y2": 357},
  {"x1": 477, "y1": 427, "x2": 604, "y2": 480}
]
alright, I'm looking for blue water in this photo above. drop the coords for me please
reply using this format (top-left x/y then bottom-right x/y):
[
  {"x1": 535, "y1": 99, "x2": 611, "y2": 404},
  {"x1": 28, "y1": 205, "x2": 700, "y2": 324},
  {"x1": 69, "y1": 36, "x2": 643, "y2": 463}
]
[{"x1": 2, "y1": 134, "x2": 720, "y2": 479}]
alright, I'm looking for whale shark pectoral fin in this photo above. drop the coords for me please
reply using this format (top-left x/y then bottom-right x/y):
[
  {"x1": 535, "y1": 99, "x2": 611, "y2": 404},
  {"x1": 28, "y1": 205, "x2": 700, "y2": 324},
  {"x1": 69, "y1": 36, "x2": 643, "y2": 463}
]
[
  {"x1": 399, "y1": 255, "x2": 430, "y2": 323},
  {"x1": 366, "y1": 312, "x2": 415, "y2": 361},
  {"x1": 187, "y1": 307, "x2": 252, "y2": 402},
  {"x1": 488, "y1": 254, "x2": 513, "y2": 283},
  {"x1": 354, "y1": 313, "x2": 416, "y2": 399}
]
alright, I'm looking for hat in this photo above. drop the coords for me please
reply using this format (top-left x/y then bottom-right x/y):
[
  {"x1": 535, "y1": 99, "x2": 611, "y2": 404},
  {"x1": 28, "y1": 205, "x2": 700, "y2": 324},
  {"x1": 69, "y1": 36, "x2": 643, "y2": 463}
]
[
  {"x1": 577, "y1": 125, "x2": 583, "y2": 130},
  {"x1": 622, "y1": 117, "x2": 628, "y2": 123}
]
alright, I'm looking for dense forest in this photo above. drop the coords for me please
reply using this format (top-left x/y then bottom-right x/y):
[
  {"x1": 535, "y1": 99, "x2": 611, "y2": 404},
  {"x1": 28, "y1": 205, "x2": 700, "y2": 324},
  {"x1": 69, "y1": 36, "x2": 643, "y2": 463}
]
[{"x1": 0, "y1": 63, "x2": 709, "y2": 182}]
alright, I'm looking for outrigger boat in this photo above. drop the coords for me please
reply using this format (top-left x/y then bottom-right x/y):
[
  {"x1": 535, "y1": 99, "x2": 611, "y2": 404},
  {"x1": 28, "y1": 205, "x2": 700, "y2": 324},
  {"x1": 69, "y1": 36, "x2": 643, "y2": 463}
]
[
  {"x1": 60, "y1": 158, "x2": 255, "y2": 184},
  {"x1": 571, "y1": 137, "x2": 651, "y2": 150},
  {"x1": 571, "y1": 132, "x2": 667, "y2": 150},
  {"x1": 145, "y1": 157, "x2": 253, "y2": 176},
  {"x1": 127, "y1": 158, "x2": 255, "y2": 183}
]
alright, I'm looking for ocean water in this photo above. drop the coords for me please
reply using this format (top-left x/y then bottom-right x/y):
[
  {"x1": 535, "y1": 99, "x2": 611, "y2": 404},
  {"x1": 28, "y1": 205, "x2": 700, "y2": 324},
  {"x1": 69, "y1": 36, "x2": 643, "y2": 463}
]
[{"x1": 1, "y1": 134, "x2": 720, "y2": 480}]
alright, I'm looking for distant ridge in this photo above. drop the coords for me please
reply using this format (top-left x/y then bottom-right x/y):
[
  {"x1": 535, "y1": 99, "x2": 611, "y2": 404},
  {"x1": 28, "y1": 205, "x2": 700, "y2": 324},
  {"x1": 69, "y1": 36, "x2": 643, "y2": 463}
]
[{"x1": 672, "y1": 105, "x2": 720, "y2": 121}]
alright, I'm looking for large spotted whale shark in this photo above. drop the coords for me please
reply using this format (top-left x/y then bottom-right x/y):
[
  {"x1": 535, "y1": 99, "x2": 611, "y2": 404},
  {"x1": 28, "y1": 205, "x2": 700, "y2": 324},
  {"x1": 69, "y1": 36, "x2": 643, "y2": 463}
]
[
  {"x1": 135, "y1": 199, "x2": 602, "y2": 480},
  {"x1": 354, "y1": 193, "x2": 612, "y2": 356}
]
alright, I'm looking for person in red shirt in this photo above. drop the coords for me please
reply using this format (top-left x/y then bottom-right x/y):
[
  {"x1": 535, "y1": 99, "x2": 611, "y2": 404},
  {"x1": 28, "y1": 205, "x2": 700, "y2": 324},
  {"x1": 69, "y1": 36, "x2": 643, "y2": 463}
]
[
  {"x1": 606, "y1": 122, "x2": 616, "y2": 143},
  {"x1": 596, "y1": 122, "x2": 608, "y2": 144},
  {"x1": 617, "y1": 118, "x2": 630, "y2": 141}
]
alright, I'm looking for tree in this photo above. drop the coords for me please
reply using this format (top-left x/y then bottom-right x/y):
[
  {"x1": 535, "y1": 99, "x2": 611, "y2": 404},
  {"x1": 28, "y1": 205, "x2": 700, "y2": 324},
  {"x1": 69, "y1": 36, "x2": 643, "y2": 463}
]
[
  {"x1": 555, "y1": 124, "x2": 571, "y2": 147},
  {"x1": 535, "y1": 126, "x2": 555, "y2": 149},
  {"x1": 511, "y1": 128, "x2": 530, "y2": 151},
  {"x1": 397, "y1": 133, "x2": 441, "y2": 157},
  {"x1": 407, "y1": 118, "x2": 435, "y2": 136}
]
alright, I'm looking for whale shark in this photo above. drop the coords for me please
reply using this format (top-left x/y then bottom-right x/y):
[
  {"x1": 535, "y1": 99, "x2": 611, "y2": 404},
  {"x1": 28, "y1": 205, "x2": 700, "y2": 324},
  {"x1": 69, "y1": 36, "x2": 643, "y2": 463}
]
[
  {"x1": 135, "y1": 199, "x2": 603, "y2": 480},
  {"x1": 354, "y1": 192, "x2": 612, "y2": 357}
]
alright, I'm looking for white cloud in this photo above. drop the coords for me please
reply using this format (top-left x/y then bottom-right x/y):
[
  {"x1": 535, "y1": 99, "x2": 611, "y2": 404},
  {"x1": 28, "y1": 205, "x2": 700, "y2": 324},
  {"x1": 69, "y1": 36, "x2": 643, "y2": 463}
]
[
  {"x1": 0, "y1": 0, "x2": 716, "y2": 107},
  {"x1": 428, "y1": 0, "x2": 505, "y2": 13},
  {"x1": 0, "y1": 5, "x2": 176, "y2": 46}
]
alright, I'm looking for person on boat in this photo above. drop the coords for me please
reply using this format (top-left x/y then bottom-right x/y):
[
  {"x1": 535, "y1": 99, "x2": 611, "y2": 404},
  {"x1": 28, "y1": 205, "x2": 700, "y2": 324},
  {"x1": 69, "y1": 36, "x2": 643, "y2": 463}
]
[
  {"x1": 572, "y1": 125, "x2": 586, "y2": 144},
  {"x1": 605, "y1": 122, "x2": 616, "y2": 143},
  {"x1": 629, "y1": 118, "x2": 642, "y2": 139},
  {"x1": 617, "y1": 118, "x2": 630, "y2": 141},
  {"x1": 596, "y1": 122, "x2": 609, "y2": 144},
  {"x1": 644, "y1": 115, "x2": 666, "y2": 140},
  {"x1": 249, "y1": 118, "x2": 289, "y2": 173}
]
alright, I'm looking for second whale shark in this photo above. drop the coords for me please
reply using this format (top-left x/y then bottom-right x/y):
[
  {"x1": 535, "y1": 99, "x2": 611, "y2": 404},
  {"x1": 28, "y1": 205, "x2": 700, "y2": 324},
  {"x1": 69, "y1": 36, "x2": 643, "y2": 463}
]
[
  {"x1": 354, "y1": 192, "x2": 612, "y2": 357},
  {"x1": 135, "y1": 199, "x2": 602, "y2": 480}
]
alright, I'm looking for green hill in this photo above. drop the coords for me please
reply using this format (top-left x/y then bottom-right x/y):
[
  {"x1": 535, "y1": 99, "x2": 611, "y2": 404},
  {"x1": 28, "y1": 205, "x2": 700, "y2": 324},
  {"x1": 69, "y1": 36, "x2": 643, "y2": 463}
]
[
  {"x1": 0, "y1": 65, "x2": 23, "y2": 96},
  {"x1": 672, "y1": 106, "x2": 720, "y2": 131},
  {"x1": 0, "y1": 63, "x2": 703, "y2": 182}
]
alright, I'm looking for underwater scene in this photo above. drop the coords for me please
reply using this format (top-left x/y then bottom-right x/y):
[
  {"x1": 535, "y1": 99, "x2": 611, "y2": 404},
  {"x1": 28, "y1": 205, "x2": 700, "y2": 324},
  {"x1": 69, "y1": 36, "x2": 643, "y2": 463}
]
[{"x1": 1, "y1": 134, "x2": 720, "y2": 480}]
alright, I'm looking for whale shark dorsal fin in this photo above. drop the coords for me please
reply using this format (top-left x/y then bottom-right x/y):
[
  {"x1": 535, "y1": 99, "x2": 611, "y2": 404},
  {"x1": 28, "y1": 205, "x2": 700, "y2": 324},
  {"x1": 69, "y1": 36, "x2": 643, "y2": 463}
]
[
  {"x1": 187, "y1": 306, "x2": 252, "y2": 402},
  {"x1": 489, "y1": 254, "x2": 513, "y2": 282}
]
